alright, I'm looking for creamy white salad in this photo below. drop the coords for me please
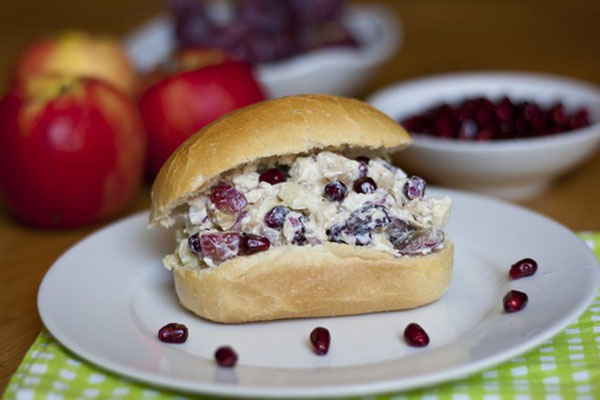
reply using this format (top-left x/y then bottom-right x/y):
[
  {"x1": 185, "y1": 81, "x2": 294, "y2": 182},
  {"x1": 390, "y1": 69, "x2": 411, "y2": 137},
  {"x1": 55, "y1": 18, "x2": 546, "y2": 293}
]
[{"x1": 172, "y1": 151, "x2": 451, "y2": 269}]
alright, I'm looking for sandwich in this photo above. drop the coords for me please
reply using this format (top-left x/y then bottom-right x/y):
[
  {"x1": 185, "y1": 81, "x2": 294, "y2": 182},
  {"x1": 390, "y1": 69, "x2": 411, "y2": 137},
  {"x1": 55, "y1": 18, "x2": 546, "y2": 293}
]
[{"x1": 149, "y1": 94, "x2": 453, "y2": 323}]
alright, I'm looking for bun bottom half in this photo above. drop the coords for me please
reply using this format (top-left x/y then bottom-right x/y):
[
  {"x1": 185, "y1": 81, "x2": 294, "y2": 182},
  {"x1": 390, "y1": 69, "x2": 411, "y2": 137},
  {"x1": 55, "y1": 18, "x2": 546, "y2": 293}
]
[{"x1": 168, "y1": 239, "x2": 454, "y2": 323}]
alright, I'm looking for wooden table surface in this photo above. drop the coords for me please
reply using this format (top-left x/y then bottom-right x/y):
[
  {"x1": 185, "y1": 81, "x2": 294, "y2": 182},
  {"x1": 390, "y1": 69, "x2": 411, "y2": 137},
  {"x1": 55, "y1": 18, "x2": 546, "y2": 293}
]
[{"x1": 1, "y1": 0, "x2": 599, "y2": 393}]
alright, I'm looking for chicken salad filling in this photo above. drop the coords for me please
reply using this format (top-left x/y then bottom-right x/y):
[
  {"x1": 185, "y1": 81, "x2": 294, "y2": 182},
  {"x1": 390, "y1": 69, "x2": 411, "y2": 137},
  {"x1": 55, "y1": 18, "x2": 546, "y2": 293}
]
[{"x1": 170, "y1": 151, "x2": 451, "y2": 269}]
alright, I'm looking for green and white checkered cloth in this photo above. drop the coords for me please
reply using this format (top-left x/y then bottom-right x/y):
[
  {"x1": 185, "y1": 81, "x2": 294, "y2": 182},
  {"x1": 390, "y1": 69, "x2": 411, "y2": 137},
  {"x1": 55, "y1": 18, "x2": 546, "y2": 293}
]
[{"x1": 4, "y1": 233, "x2": 600, "y2": 400}]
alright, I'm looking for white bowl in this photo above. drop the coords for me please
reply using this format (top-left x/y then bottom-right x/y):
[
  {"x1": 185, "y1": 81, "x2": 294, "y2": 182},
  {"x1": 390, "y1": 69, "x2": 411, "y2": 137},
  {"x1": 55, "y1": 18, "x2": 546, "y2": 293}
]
[
  {"x1": 123, "y1": 4, "x2": 401, "y2": 98},
  {"x1": 367, "y1": 72, "x2": 600, "y2": 200}
]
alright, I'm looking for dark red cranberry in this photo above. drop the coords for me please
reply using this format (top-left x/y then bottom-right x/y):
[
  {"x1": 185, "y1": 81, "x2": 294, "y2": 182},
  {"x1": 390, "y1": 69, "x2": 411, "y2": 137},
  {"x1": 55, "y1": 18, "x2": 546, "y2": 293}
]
[
  {"x1": 199, "y1": 233, "x2": 241, "y2": 263},
  {"x1": 188, "y1": 233, "x2": 202, "y2": 255},
  {"x1": 214, "y1": 346, "x2": 238, "y2": 367},
  {"x1": 509, "y1": 258, "x2": 538, "y2": 279},
  {"x1": 310, "y1": 327, "x2": 330, "y2": 355},
  {"x1": 403, "y1": 176, "x2": 426, "y2": 200},
  {"x1": 239, "y1": 234, "x2": 270, "y2": 255},
  {"x1": 503, "y1": 290, "x2": 528, "y2": 312},
  {"x1": 353, "y1": 177, "x2": 377, "y2": 194},
  {"x1": 158, "y1": 323, "x2": 188, "y2": 343},
  {"x1": 323, "y1": 181, "x2": 348, "y2": 201},
  {"x1": 264, "y1": 205, "x2": 290, "y2": 228},
  {"x1": 210, "y1": 182, "x2": 247, "y2": 214},
  {"x1": 404, "y1": 323, "x2": 429, "y2": 347},
  {"x1": 259, "y1": 168, "x2": 286, "y2": 184}
]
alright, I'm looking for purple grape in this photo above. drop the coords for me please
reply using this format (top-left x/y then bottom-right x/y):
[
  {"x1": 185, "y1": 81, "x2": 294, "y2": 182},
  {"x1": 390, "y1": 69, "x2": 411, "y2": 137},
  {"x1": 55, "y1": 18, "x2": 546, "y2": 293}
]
[
  {"x1": 289, "y1": 0, "x2": 343, "y2": 22},
  {"x1": 346, "y1": 204, "x2": 390, "y2": 235},
  {"x1": 174, "y1": 7, "x2": 214, "y2": 46},
  {"x1": 394, "y1": 229, "x2": 444, "y2": 256},
  {"x1": 385, "y1": 218, "x2": 417, "y2": 247}
]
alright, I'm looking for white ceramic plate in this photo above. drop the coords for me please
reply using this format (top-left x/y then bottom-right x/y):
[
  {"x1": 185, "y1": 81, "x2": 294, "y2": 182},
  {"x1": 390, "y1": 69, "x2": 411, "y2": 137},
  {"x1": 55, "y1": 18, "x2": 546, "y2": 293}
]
[{"x1": 38, "y1": 188, "x2": 599, "y2": 398}]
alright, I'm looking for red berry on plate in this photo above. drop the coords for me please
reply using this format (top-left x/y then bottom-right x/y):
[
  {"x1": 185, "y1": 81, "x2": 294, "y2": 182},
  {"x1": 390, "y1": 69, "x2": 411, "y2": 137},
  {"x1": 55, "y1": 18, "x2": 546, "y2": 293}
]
[
  {"x1": 310, "y1": 327, "x2": 330, "y2": 355},
  {"x1": 503, "y1": 290, "x2": 528, "y2": 312},
  {"x1": 215, "y1": 346, "x2": 238, "y2": 367},
  {"x1": 404, "y1": 323, "x2": 429, "y2": 347},
  {"x1": 158, "y1": 323, "x2": 188, "y2": 343},
  {"x1": 509, "y1": 258, "x2": 538, "y2": 279}
]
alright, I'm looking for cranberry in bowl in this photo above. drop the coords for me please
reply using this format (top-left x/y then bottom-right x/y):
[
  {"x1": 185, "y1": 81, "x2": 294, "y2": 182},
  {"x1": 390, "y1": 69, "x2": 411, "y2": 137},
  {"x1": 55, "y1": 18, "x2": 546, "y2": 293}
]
[{"x1": 367, "y1": 72, "x2": 600, "y2": 200}]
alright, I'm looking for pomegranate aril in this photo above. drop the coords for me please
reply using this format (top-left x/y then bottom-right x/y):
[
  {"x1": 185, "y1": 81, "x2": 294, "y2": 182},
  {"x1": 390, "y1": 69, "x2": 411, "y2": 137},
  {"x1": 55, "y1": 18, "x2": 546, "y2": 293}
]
[
  {"x1": 509, "y1": 258, "x2": 538, "y2": 279},
  {"x1": 399, "y1": 97, "x2": 591, "y2": 140},
  {"x1": 570, "y1": 108, "x2": 590, "y2": 130},
  {"x1": 496, "y1": 97, "x2": 514, "y2": 121},
  {"x1": 404, "y1": 323, "x2": 429, "y2": 347},
  {"x1": 210, "y1": 182, "x2": 247, "y2": 214},
  {"x1": 158, "y1": 323, "x2": 188, "y2": 343},
  {"x1": 214, "y1": 346, "x2": 238, "y2": 367},
  {"x1": 353, "y1": 176, "x2": 377, "y2": 194},
  {"x1": 403, "y1": 176, "x2": 426, "y2": 200},
  {"x1": 323, "y1": 181, "x2": 348, "y2": 201},
  {"x1": 240, "y1": 234, "x2": 270, "y2": 255},
  {"x1": 310, "y1": 326, "x2": 330, "y2": 355},
  {"x1": 264, "y1": 205, "x2": 290, "y2": 228},
  {"x1": 259, "y1": 167, "x2": 286, "y2": 184},
  {"x1": 199, "y1": 232, "x2": 241, "y2": 263},
  {"x1": 503, "y1": 290, "x2": 528, "y2": 312}
]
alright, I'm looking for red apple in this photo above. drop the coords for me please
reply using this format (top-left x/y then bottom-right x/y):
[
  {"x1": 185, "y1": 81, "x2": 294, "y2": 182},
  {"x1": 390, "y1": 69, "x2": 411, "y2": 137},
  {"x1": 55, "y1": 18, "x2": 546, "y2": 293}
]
[
  {"x1": 139, "y1": 55, "x2": 264, "y2": 178},
  {"x1": 0, "y1": 76, "x2": 146, "y2": 228},
  {"x1": 14, "y1": 31, "x2": 138, "y2": 97}
]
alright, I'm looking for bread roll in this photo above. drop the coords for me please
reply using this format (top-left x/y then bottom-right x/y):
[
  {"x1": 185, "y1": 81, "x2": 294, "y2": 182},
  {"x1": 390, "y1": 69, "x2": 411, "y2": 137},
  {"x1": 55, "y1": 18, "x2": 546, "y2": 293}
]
[{"x1": 150, "y1": 94, "x2": 453, "y2": 323}]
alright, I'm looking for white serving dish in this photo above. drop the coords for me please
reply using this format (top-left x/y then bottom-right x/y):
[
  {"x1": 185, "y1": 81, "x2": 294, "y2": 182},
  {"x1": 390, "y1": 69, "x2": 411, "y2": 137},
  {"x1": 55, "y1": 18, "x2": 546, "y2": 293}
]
[
  {"x1": 123, "y1": 4, "x2": 402, "y2": 98},
  {"x1": 367, "y1": 72, "x2": 600, "y2": 200}
]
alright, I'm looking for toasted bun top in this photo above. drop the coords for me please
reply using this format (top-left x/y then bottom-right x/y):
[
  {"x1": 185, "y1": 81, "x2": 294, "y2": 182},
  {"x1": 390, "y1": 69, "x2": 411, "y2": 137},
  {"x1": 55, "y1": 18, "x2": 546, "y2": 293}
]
[{"x1": 150, "y1": 94, "x2": 411, "y2": 227}]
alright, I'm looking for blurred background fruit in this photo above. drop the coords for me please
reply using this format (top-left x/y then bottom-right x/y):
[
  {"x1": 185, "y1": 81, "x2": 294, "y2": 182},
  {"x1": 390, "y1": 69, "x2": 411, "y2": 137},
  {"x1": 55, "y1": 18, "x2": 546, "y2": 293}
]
[
  {"x1": 139, "y1": 50, "x2": 264, "y2": 178},
  {"x1": 14, "y1": 31, "x2": 139, "y2": 96},
  {"x1": 171, "y1": 0, "x2": 358, "y2": 63},
  {"x1": 0, "y1": 75, "x2": 146, "y2": 228}
]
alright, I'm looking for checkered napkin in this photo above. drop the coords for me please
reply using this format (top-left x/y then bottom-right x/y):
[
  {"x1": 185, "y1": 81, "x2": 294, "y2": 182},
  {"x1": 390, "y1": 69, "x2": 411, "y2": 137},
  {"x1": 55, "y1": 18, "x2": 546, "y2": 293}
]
[{"x1": 4, "y1": 233, "x2": 600, "y2": 400}]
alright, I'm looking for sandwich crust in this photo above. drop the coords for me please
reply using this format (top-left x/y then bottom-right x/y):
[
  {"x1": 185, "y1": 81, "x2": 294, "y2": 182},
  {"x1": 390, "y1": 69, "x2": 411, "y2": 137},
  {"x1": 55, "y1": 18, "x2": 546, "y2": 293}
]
[
  {"x1": 168, "y1": 239, "x2": 454, "y2": 323},
  {"x1": 150, "y1": 94, "x2": 411, "y2": 227}
]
